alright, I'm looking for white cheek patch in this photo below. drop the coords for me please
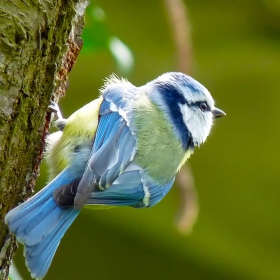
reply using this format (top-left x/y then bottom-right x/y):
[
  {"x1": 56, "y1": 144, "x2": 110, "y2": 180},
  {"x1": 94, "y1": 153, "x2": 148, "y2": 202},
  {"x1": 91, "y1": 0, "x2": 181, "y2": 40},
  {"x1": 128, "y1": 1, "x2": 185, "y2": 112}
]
[
  {"x1": 179, "y1": 104, "x2": 213, "y2": 145},
  {"x1": 202, "y1": 114, "x2": 213, "y2": 142}
]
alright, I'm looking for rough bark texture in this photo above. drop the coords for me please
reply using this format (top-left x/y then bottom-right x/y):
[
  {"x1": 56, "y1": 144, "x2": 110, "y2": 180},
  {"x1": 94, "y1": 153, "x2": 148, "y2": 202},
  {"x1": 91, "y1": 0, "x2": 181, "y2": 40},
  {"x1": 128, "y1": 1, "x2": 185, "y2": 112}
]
[{"x1": 0, "y1": 0, "x2": 88, "y2": 279}]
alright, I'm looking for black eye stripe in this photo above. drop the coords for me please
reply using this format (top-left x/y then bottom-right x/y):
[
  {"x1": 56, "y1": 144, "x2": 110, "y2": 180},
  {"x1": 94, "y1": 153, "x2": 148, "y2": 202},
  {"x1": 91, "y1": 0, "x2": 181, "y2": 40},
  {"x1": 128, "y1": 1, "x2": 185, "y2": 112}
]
[{"x1": 189, "y1": 101, "x2": 210, "y2": 111}]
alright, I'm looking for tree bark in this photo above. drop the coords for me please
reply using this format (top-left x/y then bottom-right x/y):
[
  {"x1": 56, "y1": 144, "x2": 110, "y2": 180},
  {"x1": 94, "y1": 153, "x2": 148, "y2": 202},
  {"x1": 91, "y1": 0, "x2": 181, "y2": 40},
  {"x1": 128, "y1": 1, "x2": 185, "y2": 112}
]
[{"x1": 0, "y1": 0, "x2": 88, "y2": 279}]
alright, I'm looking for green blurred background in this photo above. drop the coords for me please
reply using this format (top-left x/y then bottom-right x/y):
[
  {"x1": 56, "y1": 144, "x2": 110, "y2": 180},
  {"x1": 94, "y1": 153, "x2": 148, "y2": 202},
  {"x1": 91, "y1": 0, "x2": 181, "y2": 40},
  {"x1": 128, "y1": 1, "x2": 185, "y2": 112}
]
[{"x1": 14, "y1": 0, "x2": 280, "y2": 279}]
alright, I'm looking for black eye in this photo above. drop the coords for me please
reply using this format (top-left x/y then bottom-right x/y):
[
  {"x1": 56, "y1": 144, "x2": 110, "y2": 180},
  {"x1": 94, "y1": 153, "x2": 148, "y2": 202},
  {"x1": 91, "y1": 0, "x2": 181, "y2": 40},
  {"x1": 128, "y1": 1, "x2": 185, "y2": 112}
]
[{"x1": 199, "y1": 102, "x2": 208, "y2": 112}]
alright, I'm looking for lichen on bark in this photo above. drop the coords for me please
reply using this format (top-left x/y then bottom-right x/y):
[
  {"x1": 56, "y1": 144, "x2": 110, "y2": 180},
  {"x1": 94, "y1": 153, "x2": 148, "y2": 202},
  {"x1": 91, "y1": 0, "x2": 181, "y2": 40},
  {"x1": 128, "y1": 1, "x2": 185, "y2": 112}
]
[{"x1": 0, "y1": 0, "x2": 88, "y2": 279}]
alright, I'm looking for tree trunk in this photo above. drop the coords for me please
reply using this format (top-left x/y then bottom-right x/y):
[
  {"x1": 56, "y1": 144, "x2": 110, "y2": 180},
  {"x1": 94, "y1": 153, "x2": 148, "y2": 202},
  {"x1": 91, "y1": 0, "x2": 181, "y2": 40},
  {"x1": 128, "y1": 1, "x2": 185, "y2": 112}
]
[{"x1": 0, "y1": 1, "x2": 88, "y2": 279}]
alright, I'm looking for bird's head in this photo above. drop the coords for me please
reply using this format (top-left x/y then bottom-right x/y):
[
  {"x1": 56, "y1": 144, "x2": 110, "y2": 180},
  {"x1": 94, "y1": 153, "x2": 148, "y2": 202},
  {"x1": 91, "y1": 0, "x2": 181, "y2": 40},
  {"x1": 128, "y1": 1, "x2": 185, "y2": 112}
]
[{"x1": 147, "y1": 72, "x2": 225, "y2": 148}]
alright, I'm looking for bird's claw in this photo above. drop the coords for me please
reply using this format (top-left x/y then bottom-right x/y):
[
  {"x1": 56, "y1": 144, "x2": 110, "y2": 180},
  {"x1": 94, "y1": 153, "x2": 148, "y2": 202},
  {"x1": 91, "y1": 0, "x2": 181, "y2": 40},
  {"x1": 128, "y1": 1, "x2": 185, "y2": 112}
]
[
  {"x1": 49, "y1": 101, "x2": 63, "y2": 120},
  {"x1": 48, "y1": 101, "x2": 67, "y2": 131}
]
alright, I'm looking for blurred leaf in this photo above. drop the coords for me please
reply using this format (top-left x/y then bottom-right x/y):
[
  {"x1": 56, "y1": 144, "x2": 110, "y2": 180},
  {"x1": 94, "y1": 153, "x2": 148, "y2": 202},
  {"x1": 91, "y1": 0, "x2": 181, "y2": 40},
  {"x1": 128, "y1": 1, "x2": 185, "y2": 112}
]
[
  {"x1": 9, "y1": 263, "x2": 23, "y2": 280},
  {"x1": 83, "y1": 5, "x2": 109, "y2": 52},
  {"x1": 82, "y1": 4, "x2": 134, "y2": 74},
  {"x1": 108, "y1": 36, "x2": 134, "y2": 75}
]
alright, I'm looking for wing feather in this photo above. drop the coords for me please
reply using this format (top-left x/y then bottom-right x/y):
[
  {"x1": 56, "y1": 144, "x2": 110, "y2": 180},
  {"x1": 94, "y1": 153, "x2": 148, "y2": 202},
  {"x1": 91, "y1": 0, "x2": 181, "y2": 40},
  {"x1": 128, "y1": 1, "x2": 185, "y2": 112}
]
[
  {"x1": 74, "y1": 111, "x2": 137, "y2": 209},
  {"x1": 53, "y1": 84, "x2": 175, "y2": 210},
  {"x1": 71, "y1": 83, "x2": 176, "y2": 209}
]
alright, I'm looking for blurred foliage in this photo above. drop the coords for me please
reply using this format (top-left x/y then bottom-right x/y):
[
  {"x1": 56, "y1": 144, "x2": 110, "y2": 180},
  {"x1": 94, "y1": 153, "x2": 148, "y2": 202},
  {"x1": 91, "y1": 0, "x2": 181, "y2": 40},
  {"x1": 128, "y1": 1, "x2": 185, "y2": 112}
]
[
  {"x1": 8, "y1": 263, "x2": 23, "y2": 280},
  {"x1": 82, "y1": 4, "x2": 134, "y2": 75},
  {"x1": 12, "y1": 0, "x2": 280, "y2": 279}
]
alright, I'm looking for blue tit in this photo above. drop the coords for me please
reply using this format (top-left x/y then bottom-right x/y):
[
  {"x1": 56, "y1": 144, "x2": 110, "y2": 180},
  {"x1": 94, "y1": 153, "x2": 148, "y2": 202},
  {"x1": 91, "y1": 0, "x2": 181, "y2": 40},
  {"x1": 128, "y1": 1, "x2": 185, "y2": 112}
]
[{"x1": 5, "y1": 72, "x2": 225, "y2": 279}]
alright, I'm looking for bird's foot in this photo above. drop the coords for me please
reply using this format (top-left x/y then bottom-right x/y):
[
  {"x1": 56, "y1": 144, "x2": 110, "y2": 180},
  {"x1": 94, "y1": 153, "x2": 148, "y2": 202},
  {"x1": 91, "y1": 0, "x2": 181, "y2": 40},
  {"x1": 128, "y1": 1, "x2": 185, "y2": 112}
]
[
  {"x1": 49, "y1": 101, "x2": 67, "y2": 131},
  {"x1": 49, "y1": 101, "x2": 63, "y2": 120}
]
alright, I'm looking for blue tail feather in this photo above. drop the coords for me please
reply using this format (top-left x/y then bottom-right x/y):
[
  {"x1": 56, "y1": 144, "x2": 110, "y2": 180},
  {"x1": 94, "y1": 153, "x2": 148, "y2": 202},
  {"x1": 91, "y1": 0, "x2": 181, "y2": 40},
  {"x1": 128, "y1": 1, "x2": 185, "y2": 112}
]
[
  {"x1": 24, "y1": 201, "x2": 67, "y2": 246},
  {"x1": 7, "y1": 172, "x2": 66, "y2": 228},
  {"x1": 25, "y1": 208, "x2": 79, "y2": 279},
  {"x1": 5, "y1": 169, "x2": 80, "y2": 279},
  {"x1": 16, "y1": 199, "x2": 56, "y2": 244}
]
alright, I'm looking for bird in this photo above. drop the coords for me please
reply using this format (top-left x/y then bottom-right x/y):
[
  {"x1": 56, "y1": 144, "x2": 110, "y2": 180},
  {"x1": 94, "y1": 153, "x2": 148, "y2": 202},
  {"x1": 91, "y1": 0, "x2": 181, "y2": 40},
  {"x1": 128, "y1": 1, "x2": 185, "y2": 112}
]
[{"x1": 5, "y1": 72, "x2": 225, "y2": 279}]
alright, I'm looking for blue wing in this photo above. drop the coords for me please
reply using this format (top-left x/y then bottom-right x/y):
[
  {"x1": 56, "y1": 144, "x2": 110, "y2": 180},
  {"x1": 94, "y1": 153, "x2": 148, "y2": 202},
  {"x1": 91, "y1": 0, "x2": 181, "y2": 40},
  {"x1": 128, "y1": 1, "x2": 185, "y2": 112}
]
[{"x1": 74, "y1": 96, "x2": 174, "y2": 209}]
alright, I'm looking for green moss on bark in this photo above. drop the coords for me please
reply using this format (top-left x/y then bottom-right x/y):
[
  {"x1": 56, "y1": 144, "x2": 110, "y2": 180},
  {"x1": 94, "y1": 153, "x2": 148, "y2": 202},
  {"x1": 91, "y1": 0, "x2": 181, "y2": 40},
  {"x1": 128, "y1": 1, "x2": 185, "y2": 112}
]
[{"x1": 0, "y1": 0, "x2": 88, "y2": 279}]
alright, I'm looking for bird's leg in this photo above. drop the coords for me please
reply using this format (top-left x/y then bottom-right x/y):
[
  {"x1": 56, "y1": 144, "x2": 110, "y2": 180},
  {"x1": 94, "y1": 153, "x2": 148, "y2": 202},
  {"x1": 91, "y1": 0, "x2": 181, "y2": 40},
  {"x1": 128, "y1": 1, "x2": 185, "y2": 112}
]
[
  {"x1": 48, "y1": 101, "x2": 67, "y2": 131},
  {"x1": 49, "y1": 101, "x2": 63, "y2": 119}
]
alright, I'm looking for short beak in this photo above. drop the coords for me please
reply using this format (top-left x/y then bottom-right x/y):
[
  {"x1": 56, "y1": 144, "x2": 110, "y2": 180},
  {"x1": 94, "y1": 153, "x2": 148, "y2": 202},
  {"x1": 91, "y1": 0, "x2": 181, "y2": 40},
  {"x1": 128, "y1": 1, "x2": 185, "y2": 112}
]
[{"x1": 212, "y1": 107, "x2": 226, "y2": 118}]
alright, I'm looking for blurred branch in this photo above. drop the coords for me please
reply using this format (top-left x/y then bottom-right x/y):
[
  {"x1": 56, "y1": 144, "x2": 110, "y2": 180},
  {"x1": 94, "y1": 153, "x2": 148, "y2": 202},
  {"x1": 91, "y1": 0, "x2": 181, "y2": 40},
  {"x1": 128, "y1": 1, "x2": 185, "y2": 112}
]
[
  {"x1": 164, "y1": 0, "x2": 193, "y2": 74},
  {"x1": 164, "y1": 0, "x2": 198, "y2": 234},
  {"x1": 175, "y1": 164, "x2": 199, "y2": 234}
]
